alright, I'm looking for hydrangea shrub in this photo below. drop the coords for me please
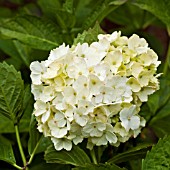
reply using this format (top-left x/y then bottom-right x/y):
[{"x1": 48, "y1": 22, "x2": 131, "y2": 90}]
[{"x1": 30, "y1": 31, "x2": 161, "y2": 151}]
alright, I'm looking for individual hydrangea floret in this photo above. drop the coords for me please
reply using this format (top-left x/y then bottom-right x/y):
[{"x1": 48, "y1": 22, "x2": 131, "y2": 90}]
[{"x1": 30, "y1": 31, "x2": 161, "y2": 151}]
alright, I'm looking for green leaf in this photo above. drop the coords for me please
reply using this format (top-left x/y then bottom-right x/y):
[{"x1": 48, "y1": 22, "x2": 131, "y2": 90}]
[
  {"x1": 0, "y1": 114, "x2": 14, "y2": 133},
  {"x1": 38, "y1": 0, "x2": 75, "y2": 29},
  {"x1": 107, "y1": 144, "x2": 151, "y2": 164},
  {"x1": 0, "y1": 39, "x2": 23, "y2": 70},
  {"x1": 150, "y1": 99, "x2": 170, "y2": 138},
  {"x1": 28, "y1": 115, "x2": 42, "y2": 155},
  {"x1": 0, "y1": 7, "x2": 12, "y2": 18},
  {"x1": 0, "y1": 137, "x2": 16, "y2": 165},
  {"x1": 142, "y1": 135, "x2": 170, "y2": 170},
  {"x1": 132, "y1": 0, "x2": 170, "y2": 28},
  {"x1": 29, "y1": 154, "x2": 71, "y2": 170},
  {"x1": 35, "y1": 137, "x2": 52, "y2": 154},
  {"x1": 63, "y1": 0, "x2": 74, "y2": 14},
  {"x1": 0, "y1": 15, "x2": 62, "y2": 50},
  {"x1": 0, "y1": 62, "x2": 24, "y2": 123},
  {"x1": 74, "y1": 23, "x2": 104, "y2": 45},
  {"x1": 38, "y1": 0, "x2": 61, "y2": 20},
  {"x1": 82, "y1": 0, "x2": 127, "y2": 29},
  {"x1": 0, "y1": 85, "x2": 33, "y2": 133},
  {"x1": 28, "y1": 114, "x2": 52, "y2": 156},
  {"x1": 13, "y1": 40, "x2": 30, "y2": 67},
  {"x1": 107, "y1": 2, "x2": 156, "y2": 30},
  {"x1": 73, "y1": 163, "x2": 126, "y2": 170},
  {"x1": 45, "y1": 145, "x2": 91, "y2": 166},
  {"x1": 30, "y1": 163, "x2": 70, "y2": 170}
]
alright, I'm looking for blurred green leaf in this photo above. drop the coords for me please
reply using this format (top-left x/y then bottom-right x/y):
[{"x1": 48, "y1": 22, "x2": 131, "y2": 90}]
[
  {"x1": 129, "y1": 159, "x2": 142, "y2": 170},
  {"x1": 108, "y1": 144, "x2": 151, "y2": 164},
  {"x1": 38, "y1": 0, "x2": 75, "y2": 30},
  {"x1": 38, "y1": 0, "x2": 61, "y2": 20},
  {"x1": 150, "y1": 99, "x2": 170, "y2": 137},
  {"x1": 74, "y1": 23, "x2": 104, "y2": 45},
  {"x1": 0, "y1": 39, "x2": 23, "y2": 69},
  {"x1": 0, "y1": 137, "x2": 16, "y2": 165},
  {"x1": 73, "y1": 163, "x2": 126, "y2": 170},
  {"x1": 63, "y1": 0, "x2": 74, "y2": 14},
  {"x1": 0, "y1": 62, "x2": 24, "y2": 123},
  {"x1": 132, "y1": 0, "x2": 170, "y2": 28},
  {"x1": 13, "y1": 40, "x2": 30, "y2": 67},
  {"x1": 18, "y1": 3, "x2": 41, "y2": 16},
  {"x1": 45, "y1": 145, "x2": 91, "y2": 166},
  {"x1": 0, "y1": 7, "x2": 13, "y2": 18},
  {"x1": 82, "y1": 0, "x2": 127, "y2": 29},
  {"x1": 0, "y1": 15, "x2": 62, "y2": 50},
  {"x1": 142, "y1": 135, "x2": 170, "y2": 170},
  {"x1": 107, "y1": 2, "x2": 156, "y2": 30}
]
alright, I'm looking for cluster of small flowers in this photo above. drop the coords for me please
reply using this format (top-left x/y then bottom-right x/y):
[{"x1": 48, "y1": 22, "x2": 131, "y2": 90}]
[{"x1": 30, "y1": 31, "x2": 161, "y2": 151}]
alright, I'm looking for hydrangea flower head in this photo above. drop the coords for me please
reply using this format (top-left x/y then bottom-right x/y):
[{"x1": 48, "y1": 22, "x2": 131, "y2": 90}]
[{"x1": 30, "y1": 31, "x2": 160, "y2": 151}]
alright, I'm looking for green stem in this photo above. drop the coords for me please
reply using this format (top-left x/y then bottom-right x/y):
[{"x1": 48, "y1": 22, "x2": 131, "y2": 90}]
[
  {"x1": 27, "y1": 137, "x2": 42, "y2": 165},
  {"x1": 163, "y1": 41, "x2": 170, "y2": 75},
  {"x1": 15, "y1": 125, "x2": 27, "y2": 168},
  {"x1": 90, "y1": 148, "x2": 98, "y2": 164},
  {"x1": 12, "y1": 163, "x2": 23, "y2": 170},
  {"x1": 163, "y1": 28, "x2": 170, "y2": 75}
]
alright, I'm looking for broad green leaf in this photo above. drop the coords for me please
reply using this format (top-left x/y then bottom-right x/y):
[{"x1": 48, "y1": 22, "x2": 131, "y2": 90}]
[
  {"x1": 0, "y1": 112, "x2": 31, "y2": 133},
  {"x1": 38, "y1": 0, "x2": 75, "y2": 29},
  {"x1": 150, "y1": 99, "x2": 170, "y2": 137},
  {"x1": 0, "y1": 15, "x2": 62, "y2": 50},
  {"x1": 74, "y1": 0, "x2": 95, "y2": 27},
  {"x1": 107, "y1": 144, "x2": 151, "y2": 164},
  {"x1": 107, "y1": 2, "x2": 156, "y2": 30},
  {"x1": 73, "y1": 163, "x2": 126, "y2": 170},
  {"x1": 0, "y1": 39, "x2": 23, "y2": 70},
  {"x1": 0, "y1": 137, "x2": 16, "y2": 165},
  {"x1": 38, "y1": 0, "x2": 61, "y2": 20},
  {"x1": 35, "y1": 136, "x2": 52, "y2": 154},
  {"x1": 74, "y1": 23, "x2": 104, "y2": 45},
  {"x1": 30, "y1": 163, "x2": 70, "y2": 170},
  {"x1": 0, "y1": 85, "x2": 33, "y2": 133},
  {"x1": 82, "y1": 0, "x2": 127, "y2": 29},
  {"x1": 132, "y1": 0, "x2": 170, "y2": 28},
  {"x1": 129, "y1": 159, "x2": 142, "y2": 170},
  {"x1": 29, "y1": 154, "x2": 70, "y2": 170},
  {"x1": 0, "y1": 7, "x2": 12, "y2": 18},
  {"x1": 0, "y1": 62, "x2": 24, "y2": 123},
  {"x1": 13, "y1": 40, "x2": 30, "y2": 67},
  {"x1": 0, "y1": 114, "x2": 14, "y2": 133},
  {"x1": 142, "y1": 135, "x2": 170, "y2": 170},
  {"x1": 45, "y1": 145, "x2": 91, "y2": 166},
  {"x1": 55, "y1": 10, "x2": 76, "y2": 30}
]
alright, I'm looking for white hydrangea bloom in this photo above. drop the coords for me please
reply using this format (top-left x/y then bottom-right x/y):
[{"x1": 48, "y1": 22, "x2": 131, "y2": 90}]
[
  {"x1": 30, "y1": 61, "x2": 46, "y2": 85},
  {"x1": 30, "y1": 31, "x2": 160, "y2": 151},
  {"x1": 120, "y1": 105, "x2": 140, "y2": 131}
]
